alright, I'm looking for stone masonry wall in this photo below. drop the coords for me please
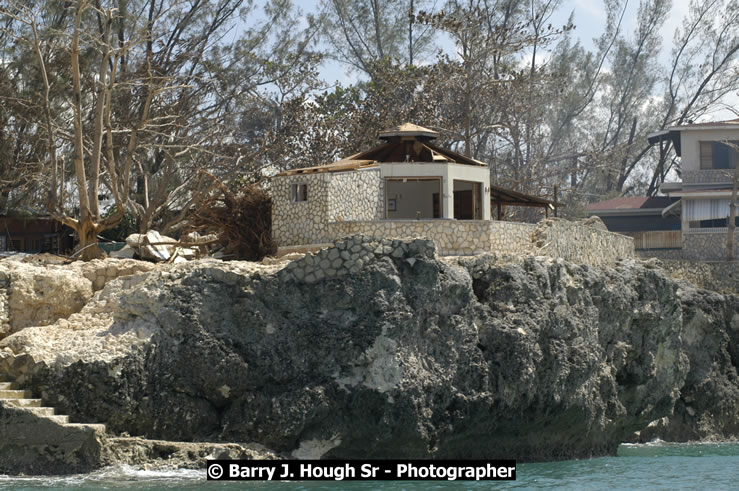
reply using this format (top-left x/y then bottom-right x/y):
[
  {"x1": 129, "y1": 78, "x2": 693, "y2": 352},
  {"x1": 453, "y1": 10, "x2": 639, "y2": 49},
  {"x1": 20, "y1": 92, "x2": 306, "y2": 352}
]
[
  {"x1": 271, "y1": 173, "x2": 330, "y2": 247},
  {"x1": 635, "y1": 249, "x2": 686, "y2": 261},
  {"x1": 78, "y1": 259, "x2": 155, "y2": 292},
  {"x1": 680, "y1": 232, "x2": 739, "y2": 261},
  {"x1": 278, "y1": 235, "x2": 436, "y2": 284},
  {"x1": 658, "y1": 259, "x2": 738, "y2": 294},
  {"x1": 328, "y1": 220, "x2": 492, "y2": 256},
  {"x1": 272, "y1": 170, "x2": 384, "y2": 247},
  {"x1": 490, "y1": 221, "x2": 536, "y2": 256},
  {"x1": 531, "y1": 218, "x2": 634, "y2": 267},
  {"x1": 327, "y1": 169, "x2": 384, "y2": 222}
]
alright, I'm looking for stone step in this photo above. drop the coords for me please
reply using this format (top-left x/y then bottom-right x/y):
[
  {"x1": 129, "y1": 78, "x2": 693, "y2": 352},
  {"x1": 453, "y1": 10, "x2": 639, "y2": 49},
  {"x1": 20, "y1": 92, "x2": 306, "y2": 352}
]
[
  {"x1": 63, "y1": 423, "x2": 106, "y2": 433},
  {"x1": 47, "y1": 415, "x2": 71, "y2": 424},
  {"x1": 0, "y1": 382, "x2": 17, "y2": 390},
  {"x1": 0, "y1": 398, "x2": 43, "y2": 407},
  {"x1": 21, "y1": 406, "x2": 57, "y2": 417},
  {"x1": 0, "y1": 389, "x2": 33, "y2": 399}
]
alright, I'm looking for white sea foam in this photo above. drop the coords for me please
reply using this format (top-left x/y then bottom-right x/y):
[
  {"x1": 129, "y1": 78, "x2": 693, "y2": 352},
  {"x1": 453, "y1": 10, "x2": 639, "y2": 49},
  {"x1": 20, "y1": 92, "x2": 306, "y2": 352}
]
[{"x1": 0, "y1": 465, "x2": 205, "y2": 489}]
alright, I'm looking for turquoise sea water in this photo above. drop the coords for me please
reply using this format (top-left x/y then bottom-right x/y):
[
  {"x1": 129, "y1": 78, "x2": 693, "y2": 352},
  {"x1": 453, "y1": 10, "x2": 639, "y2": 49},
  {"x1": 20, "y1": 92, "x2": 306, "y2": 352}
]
[{"x1": 1, "y1": 442, "x2": 738, "y2": 490}]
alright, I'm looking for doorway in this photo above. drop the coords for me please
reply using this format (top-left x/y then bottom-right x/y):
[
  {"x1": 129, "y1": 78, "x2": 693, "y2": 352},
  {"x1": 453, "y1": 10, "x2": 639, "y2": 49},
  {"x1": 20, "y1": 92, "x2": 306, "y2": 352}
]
[{"x1": 453, "y1": 180, "x2": 482, "y2": 219}]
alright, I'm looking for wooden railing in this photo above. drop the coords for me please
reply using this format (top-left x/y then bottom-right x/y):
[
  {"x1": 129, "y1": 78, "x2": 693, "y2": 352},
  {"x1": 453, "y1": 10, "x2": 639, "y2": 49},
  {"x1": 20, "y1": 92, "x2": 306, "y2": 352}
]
[{"x1": 624, "y1": 230, "x2": 682, "y2": 250}]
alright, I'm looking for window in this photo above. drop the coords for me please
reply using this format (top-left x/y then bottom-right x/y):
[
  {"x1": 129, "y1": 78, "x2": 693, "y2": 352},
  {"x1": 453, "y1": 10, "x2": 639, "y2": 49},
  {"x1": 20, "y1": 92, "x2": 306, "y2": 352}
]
[
  {"x1": 291, "y1": 183, "x2": 308, "y2": 202},
  {"x1": 700, "y1": 141, "x2": 738, "y2": 169}
]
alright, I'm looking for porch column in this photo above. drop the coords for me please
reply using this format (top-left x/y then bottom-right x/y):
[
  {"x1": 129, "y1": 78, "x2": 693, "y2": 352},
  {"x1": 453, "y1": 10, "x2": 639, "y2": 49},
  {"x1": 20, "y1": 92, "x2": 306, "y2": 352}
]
[{"x1": 442, "y1": 176, "x2": 454, "y2": 219}]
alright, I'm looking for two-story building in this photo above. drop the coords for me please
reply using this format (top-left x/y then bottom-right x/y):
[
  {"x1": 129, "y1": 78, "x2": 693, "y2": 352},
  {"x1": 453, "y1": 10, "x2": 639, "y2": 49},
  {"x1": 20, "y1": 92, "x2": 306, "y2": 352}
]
[
  {"x1": 587, "y1": 118, "x2": 738, "y2": 260},
  {"x1": 648, "y1": 119, "x2": 738, "y2": 260}
]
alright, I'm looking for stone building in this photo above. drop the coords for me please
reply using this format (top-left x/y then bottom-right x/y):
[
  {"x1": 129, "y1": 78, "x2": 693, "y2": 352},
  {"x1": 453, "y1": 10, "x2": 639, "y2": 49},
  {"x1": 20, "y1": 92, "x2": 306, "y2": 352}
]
[
  {"x1": 270, "y1": 123, "x2": 634, "y2": 261},
  {"x1": 271, "y1": 124, "x2": 492, "y2": 251}
]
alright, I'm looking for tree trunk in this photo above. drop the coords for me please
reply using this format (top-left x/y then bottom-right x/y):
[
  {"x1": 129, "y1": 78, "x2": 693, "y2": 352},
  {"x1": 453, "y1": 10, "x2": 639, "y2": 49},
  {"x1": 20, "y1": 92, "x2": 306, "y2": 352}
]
[{"x1": 76, "y1": 216, "x2": 104, "y2": 261}]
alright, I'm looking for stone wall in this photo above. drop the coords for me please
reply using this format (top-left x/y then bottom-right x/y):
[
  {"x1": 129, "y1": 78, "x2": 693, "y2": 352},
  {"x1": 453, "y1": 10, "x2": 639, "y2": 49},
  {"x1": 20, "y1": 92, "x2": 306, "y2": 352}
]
[
  {"x1": 278, "y1": 235, "x2": 436, "y2": 284},
  {"x1": 328, "y1": 169, "x2": 384, "y2": 222},
  {"x1": 531, "y1": 218, "x2": 635, "y2": 267},
  {"x1": 659, "y1": 259, "x2": 738, "y2": 294},
  {"x1": 328, "y1": 218, "x2": 634, "y2": 265},
  {"x1": 680, "y1": 232, "x2": 739, "y2": 261},
  {"x1": 328, "y1": 220, "x2": 492, "y2": 256},
  {"x1": 272, "y1": 170, "x2": 384, "y2": 247},
  {"x1": 78, "y1": 259, "x2": 156, "y2": 292},
  {"x1": 271, "y1": 173, "x2": 330, "y2": 247},
  {"x1": 490, "y1": 221, "x2": 536, "y2": 256}
]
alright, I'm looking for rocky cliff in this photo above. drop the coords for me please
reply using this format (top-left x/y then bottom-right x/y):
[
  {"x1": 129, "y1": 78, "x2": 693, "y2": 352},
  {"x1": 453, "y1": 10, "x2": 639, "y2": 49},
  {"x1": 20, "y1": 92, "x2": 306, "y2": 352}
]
[{"x1": 0, "y1": 237, "x2": 737, "y2": 469}]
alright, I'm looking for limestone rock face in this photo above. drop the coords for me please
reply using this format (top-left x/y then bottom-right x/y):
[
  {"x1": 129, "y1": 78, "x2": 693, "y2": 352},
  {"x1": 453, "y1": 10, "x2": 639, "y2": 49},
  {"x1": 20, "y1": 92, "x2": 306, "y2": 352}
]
[
  {"x1": 0, "y1": 261, "x2": 92, "y2": 338},
  {"x1": 0, "y1": 237, "x2": 737, "y2": 463},
  {"x1": 0, "y1": 258, "x2": 155, "y2": 340},
  {"x1": 634, "y1": 284, "x2": 739, "y2": 443}
]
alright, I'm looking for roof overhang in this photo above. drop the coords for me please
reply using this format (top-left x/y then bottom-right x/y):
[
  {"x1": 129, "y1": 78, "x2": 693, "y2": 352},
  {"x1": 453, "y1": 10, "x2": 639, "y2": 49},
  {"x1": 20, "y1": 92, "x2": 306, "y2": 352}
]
[
  {"x1": 660, "y1": 181, "x2": 683, "y2": 194},
  {"x1": 667, "y1": 124, "x2": 739, "y2": 131},
  {"x1": 662, "y1": 198, "x2": 681, "y2": 217},
  {"x1": 588, "y1": 208, "x2": 669, "y2": 217},
  {"x1": 490, "y1": 184, "x2": 558, "y2": 210},
  {"x1": 647, "y1": 129, "x2": 681, "y2": 155},
  {"x1": 669, "y1": 190, "x2": 736, "y2": 198},
  {"x1": 276, "y1": 160, "x2": 379, "y2": 176}
]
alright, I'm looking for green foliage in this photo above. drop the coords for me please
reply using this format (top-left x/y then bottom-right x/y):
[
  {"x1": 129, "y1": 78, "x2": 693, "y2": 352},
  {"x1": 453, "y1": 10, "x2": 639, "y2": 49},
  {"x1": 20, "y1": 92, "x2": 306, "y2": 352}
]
[{"x1": 98, "y1": 207, "x2": 137, "y2": 242}]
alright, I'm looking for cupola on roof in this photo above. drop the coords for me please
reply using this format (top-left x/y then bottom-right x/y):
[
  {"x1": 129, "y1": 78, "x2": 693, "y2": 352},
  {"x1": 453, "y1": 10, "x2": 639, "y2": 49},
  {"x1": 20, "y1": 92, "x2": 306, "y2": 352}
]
[{"x1": 378, "y1": 123, "x2": 440, "y2": 140}]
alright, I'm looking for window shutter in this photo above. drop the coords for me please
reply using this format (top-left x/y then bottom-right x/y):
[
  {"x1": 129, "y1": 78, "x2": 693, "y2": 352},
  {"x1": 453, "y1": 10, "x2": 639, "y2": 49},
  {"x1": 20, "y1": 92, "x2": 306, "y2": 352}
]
[{"x1": 700, "y1": 141, "x2": 713, "y2": 169}]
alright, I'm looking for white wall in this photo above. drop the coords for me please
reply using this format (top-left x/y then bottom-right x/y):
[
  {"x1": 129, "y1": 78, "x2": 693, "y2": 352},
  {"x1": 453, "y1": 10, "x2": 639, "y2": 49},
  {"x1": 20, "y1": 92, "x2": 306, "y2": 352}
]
[
  {"x1": 386, "y1": 179, "x2": 440, "y2": 219},
  {"x1": 380, "y1": 162, "x2": 491, "y2": 219},
  {"x1": 680, "y1": 128, "x2": 739, "y2": 172}
]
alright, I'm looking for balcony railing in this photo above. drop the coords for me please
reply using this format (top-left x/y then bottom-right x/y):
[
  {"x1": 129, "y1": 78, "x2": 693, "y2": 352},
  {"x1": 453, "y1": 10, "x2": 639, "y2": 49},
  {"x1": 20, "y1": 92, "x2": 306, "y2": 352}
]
[{"x1": 682, "y1": 170, "x2": 734, "y2": 184}]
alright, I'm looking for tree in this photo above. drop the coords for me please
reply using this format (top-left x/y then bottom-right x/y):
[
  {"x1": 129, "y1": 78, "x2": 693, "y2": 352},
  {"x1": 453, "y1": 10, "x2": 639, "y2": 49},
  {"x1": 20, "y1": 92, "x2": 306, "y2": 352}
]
[
  {"x1": 418, "y1": 0, "x2": 573, "y2": 211},
  {"x1": 645, "y1": 0, "x2": 739, "y2": 195},
  {"x1": 0, "y1": 0, "x2": 322, "y2": 258},
  {"x1": 321, "y1": 0, "x2": 437, "y2": 77},
  {"x1": 722, "y1": 141, "x2": 739, "y2": 261}
]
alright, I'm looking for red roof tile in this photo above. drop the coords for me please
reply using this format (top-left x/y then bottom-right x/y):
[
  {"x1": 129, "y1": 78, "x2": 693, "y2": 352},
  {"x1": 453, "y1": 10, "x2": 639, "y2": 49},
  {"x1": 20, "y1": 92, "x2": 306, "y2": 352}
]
[{"x1": 586, "y1": 196, "x2": 676, "y2": 211}]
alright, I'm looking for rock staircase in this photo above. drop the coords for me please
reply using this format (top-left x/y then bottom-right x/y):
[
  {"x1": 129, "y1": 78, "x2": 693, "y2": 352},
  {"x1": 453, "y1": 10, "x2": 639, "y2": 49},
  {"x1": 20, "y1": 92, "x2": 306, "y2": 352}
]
[{"x1": 0, "y1": 372, "x2": 105, "y2": 432}]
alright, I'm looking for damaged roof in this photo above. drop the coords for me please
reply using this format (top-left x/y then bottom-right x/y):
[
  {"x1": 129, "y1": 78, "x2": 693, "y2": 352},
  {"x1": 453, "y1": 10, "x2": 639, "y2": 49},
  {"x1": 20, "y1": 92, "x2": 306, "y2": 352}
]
[{"x1": 276, "y1": 123, "x2": 486, "y2": 176}]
